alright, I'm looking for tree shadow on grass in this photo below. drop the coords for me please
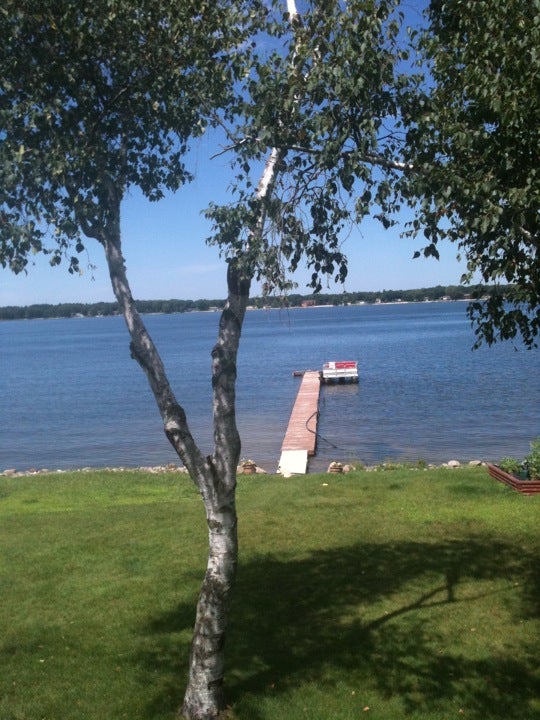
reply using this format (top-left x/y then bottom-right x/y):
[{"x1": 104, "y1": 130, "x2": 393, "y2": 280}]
[{"x1": 138, "y1": 534, "x2": 539, "y2": 719}]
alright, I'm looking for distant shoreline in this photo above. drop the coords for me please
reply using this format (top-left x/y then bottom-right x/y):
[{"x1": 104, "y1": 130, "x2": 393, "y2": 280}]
[{"x1": 0, "y1": 283, "x2": 498, "y2": 321}]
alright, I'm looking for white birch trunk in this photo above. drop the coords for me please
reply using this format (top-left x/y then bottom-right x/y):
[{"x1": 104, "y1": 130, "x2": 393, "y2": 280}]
[
  {"x1": 181, "y1": 262, "x2": 249, "y2": 719},
  {"x1": 92, "y1": 5, "x2": 299, "y2": 717},
  {"x1": 95, "y1": 193, "x2": 240, "y2": 720},
  {"x1": 181, "y1": 497, "x2": 238, "y2": 718},
  {"x1": 95, "y1": 194, "x2": 253, "y2": 719}
]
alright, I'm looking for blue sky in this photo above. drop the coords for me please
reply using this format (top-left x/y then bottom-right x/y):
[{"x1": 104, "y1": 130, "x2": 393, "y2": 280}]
[
  {"x1": 0, "y1": 0, "x2": 468, "y2": 307},
  {"x1": 0, "y1": 192, "x2": 467, "y2": 307},
  {"x1": 0, "y1": 134, "x2": 467, "y2": 306}
]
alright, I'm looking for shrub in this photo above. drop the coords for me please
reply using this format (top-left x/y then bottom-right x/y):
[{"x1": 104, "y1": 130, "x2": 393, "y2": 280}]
[
  {"x1": 498, "y1": 457, "x2": 522, "y2": 475},
  {"x1": 525, "y1": 438, "x2": 540, "y2": 480}
]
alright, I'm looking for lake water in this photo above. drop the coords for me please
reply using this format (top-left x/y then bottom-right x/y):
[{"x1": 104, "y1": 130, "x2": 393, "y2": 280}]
[{"x1": 1, "y1": 302, "x2": 539, "y2": 472}]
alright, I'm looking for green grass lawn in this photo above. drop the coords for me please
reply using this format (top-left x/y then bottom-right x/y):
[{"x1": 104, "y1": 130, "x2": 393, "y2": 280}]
[{"x1": 1, "y1": 467, "x2": 538, "y2": 720}]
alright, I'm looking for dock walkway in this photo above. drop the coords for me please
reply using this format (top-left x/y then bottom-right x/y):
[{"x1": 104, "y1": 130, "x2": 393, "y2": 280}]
[{"x1": 278, "y1": 370, "x2": 321, "y2": 475}]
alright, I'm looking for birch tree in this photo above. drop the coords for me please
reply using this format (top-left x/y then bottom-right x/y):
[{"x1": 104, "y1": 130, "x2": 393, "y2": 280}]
[
  {"x1": 1, "y1": 0, "x2": 417, "y2": 716},
  {"x1": 0, "y1": 3, "x2": 267, "y2": 718},
  {"x1": 7, "y1": 0, "x2": 533, "y2": 718},
  {"x1": 181, "y1": 0, "x2": 417, "y2": 712},
  {"x1": 207, "y1": 0, "x2": 414, "y2": 298}
]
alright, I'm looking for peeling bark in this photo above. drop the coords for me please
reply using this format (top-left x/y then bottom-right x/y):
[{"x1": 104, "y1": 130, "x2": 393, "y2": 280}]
[
  {"x1": 95, "y1": 190, "x2": 250, "y2": 719},
  {"x1": 181, "y1": 262, "x2": 249, "y2": 720},
  {"x1": 97, "y1": 195, "x2": 205, "y2": 478},
  {"x1": 92, "y1": 8, "x2": 296, "y2": 717},
  {"x1": 181, "y1": 119, "x2": 287, "y2": 719},
  {"x1": 181, "y1": 493, "x2": 239, "y2": 719}
]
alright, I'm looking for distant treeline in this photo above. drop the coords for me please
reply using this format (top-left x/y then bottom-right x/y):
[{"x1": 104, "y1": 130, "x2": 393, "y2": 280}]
[{"x1": 0, "y1": 284, "x2": 497, "y2": 320}]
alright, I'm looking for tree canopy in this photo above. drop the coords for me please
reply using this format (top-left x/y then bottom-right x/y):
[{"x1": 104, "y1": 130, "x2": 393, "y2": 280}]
[
  {"x1": 199, "y1": 0, "x2": 539, "y2": 347},
  {"x1": 401, "y1": 0, "x2": 540, "y2": 346},
  {"x1": 206, "y1": 0, "x2": 415, "y2": 294},
  {"x1": 1, "y1": 1, "x2": 539, "y2": 716},
  {"x1": 0, "y1": 0, "x2": 264, "y2": 271},
  {"x1": 2, "y1": 0, "x2": 538, "y2": 346}
]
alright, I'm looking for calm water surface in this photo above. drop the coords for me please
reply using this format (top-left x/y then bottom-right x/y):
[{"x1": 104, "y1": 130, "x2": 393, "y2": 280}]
[{"x1": 1, "y1": 303, "x2": 539, "y2": 472}]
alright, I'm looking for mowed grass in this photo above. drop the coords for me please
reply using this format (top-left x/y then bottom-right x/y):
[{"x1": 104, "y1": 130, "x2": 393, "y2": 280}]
[{"x1": 0, "y1": 467, "x2": 538, "y2": 720}]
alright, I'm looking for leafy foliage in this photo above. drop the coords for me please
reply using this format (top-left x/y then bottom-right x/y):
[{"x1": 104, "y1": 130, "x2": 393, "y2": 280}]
[
  {"x1": 525, "y1": 437, "x2": 540, "y2": 480},
  {"x1": 0, "y1": 0, "x2": 265, "y2": 271},
  {"x1": 2, "y1": 0, "x2": 538, "y2": 348},
  {"x1": 401, "y1": 0, "x2": 540, "y2": 346},
  {"x1": 206, "y1": 0, "x2": 417, "y2": 293},
  {"x1": 1, "y1": 4, "x2": 539, "y2": 713}
]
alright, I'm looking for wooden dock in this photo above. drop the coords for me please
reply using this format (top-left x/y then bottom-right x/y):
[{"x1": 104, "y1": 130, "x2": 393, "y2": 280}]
[{"x1": 278, "y1": 370, "x2": 321, "y2": 475}]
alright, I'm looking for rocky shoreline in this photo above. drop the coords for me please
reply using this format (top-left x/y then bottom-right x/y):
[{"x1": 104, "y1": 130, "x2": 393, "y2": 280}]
[{"x1": 1, "y1": 459, "x2": 486, "y2": 478}]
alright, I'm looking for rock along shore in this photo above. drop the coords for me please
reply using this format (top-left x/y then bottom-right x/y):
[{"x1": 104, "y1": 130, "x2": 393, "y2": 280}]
[{"x1": 1, "y1": 459, "x2": 486, "y2": 478}]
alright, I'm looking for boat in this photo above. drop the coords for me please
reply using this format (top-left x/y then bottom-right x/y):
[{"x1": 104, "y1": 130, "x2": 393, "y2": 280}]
[{"x1": 321, "y1": 360, "x2": 358, "y2": 383}]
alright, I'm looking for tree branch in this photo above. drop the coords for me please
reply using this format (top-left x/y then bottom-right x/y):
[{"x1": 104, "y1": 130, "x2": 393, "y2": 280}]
[
  {"x1": 99, "y1": 197, "x2": 206, "y2": 478},
  {"x1": 210, "y1": 137, "x2": 413, "y2": 173},
  {"x1": 209, "y1": 1, "x2": 303, "y2": 479},
  {"x1": 272, "y1": 143, "x2": 414, "y2": 172},
  {"x1": 209, "y1": 137, "x2": 252, "y2": 160}
]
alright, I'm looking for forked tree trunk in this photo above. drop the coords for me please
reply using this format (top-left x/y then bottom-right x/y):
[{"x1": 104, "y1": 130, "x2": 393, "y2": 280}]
[
  {"x1": 93, "y1": 22, "x2": 294, "y2": 718},
  {"x1": 93, "y1": 52, "x2": 285, "y2": 718},
  {"x1": 96, "y1": 188, "x2": 250, "y2": 718}
]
